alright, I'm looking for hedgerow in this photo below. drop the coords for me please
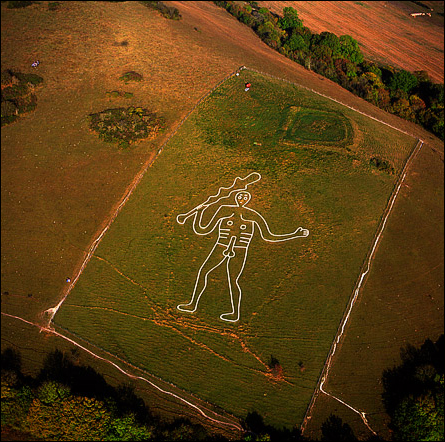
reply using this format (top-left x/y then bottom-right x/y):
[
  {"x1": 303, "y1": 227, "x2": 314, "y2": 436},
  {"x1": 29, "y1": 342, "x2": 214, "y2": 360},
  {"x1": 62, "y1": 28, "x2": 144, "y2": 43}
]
[{"x1": 214, "y1": 1, "x2": 444, "y2": 141}]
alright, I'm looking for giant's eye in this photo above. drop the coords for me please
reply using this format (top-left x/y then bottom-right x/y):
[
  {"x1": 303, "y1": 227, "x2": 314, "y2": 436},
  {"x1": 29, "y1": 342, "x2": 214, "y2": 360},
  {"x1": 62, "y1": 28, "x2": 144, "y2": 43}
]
[{"x1": 244, "y1": 196, "x2": 248, "y2": 200}]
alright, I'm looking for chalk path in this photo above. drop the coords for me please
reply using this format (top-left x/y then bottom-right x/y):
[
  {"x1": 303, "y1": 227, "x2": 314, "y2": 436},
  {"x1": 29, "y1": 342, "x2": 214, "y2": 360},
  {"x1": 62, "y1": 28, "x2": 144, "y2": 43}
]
[
  {"x1": 301, "y1": 139, "x2": 424, "y2": 435},
  {"x1": 1, "y1": 311, "x2": 244, "y2": 432}
]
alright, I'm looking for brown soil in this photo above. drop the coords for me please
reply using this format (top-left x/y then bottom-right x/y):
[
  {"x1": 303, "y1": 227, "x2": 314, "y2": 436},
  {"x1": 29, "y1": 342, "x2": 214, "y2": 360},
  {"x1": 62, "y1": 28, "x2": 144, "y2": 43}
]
[{"x1": 262, "y1": 1, "x2": 444, "y2": 83}]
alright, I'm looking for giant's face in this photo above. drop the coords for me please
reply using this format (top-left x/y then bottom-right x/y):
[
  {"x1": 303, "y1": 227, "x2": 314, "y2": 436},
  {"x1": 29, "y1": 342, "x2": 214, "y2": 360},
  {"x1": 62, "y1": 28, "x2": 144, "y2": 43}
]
[{"x1": 236, "y1": 191, "x2": 251, "y2": 207}]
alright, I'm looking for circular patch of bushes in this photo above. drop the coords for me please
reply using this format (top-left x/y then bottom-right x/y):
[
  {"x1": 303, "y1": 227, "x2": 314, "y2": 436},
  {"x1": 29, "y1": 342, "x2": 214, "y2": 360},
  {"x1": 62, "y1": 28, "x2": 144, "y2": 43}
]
[
  {"x1": 369, "y1": 156, "x2": 395, "y2": 174},
  {"x1": 1, "y1": 69, "x2": 43, "y2": 126},
  {"x1": 119, "y1": 71, "x2": 143, "y2": 83},
  {"x1": 105, "y1": 90, "x2": 134, "y2": 99},
  {"x1": 88, "y1": 106, "x2": 164, "y2": 148}
]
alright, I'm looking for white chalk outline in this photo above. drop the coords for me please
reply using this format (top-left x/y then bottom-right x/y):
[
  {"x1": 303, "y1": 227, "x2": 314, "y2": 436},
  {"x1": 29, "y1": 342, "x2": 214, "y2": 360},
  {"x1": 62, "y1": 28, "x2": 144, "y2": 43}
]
[{"x1": 176, "y1": 173, "x2": 309, "y2": 322}]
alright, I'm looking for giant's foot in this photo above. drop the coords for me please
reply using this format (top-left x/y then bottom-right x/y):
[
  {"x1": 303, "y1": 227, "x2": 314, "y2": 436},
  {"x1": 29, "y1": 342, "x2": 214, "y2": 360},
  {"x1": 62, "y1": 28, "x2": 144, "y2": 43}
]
[
  {"x1": 219, "y1": 312, "x2": 239, "y2": 322},
  {"x1": 177, "y1": 303, "x2": 196, "y2": 313}
]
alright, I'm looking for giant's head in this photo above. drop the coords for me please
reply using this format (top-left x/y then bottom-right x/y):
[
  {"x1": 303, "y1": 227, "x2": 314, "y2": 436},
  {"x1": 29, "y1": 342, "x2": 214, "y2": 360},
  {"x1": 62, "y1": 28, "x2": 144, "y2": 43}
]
[{"x1": 235, "y1": 191, "x2": 251, "y2": 207}]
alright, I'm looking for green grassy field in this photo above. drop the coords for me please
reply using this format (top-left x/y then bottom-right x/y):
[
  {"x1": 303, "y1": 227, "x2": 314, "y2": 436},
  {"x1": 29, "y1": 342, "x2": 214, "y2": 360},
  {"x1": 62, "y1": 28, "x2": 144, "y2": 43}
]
[{"x1": 52, "y1": 69, "x2": 417, "y2": 428}]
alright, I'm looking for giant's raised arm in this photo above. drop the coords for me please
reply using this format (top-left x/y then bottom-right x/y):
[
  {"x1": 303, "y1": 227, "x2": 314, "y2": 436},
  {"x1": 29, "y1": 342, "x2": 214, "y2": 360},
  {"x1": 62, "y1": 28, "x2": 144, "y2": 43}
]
[
  {"x1": 189, "y1": 205, "x2": 234, "y2": 236},
  {"x1": 244, "y1": 208, "x2": 309, "y2": 242},
  {"x1": 177, "y1": 172, "x2": 261, "y2": 225}
]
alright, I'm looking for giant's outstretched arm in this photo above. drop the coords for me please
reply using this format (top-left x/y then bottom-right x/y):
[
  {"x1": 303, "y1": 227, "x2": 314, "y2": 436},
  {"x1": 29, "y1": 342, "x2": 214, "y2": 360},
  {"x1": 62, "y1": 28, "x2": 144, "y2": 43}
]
[{"x1": 243, "y1": 208, "x2": 309, "y2": 242}]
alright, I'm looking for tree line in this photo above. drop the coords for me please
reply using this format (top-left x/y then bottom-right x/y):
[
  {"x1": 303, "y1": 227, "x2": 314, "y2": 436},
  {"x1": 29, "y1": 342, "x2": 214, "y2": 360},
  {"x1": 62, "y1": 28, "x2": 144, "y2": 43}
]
[
  {"x1": 2, "y1": 335, "x2": 443, "y2": 440},
  {"x1": 214, "y1": 2, "x2": 444, "y2": 141}
]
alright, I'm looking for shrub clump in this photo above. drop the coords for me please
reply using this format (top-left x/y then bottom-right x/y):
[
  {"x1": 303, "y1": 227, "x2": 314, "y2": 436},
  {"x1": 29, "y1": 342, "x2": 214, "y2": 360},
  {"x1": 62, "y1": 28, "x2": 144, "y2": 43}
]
[
  {"x1": 139, "y1": 1, "x2": 181, "y2": 20},
  {"x1": 88, "y1": 106, "x2": 164, "y2": 149},
  {"x1": 7, "y1": 1, "x2": 36, "y2": 8},
  {"x1": 267, "y1": 355, "x2": 284, "y2": 379},
  {"x1": 369, "y1": 156, "x2": 395, "y2": 174},
  {"x1": 1, "y1": 70, "x2": 14, "y2": 86},
  {"x1": 106, "y1": 90, "x2": 134, "y2": 99},
  {"x1": 119, "y1": 71, "x2": 143, "y2": 83},
  {"x1": 1, "y1": 69, "x2": 43, "y2": 126},
  {"x1": 48, "y1": 2, "x2": 61, "y2": 11}
]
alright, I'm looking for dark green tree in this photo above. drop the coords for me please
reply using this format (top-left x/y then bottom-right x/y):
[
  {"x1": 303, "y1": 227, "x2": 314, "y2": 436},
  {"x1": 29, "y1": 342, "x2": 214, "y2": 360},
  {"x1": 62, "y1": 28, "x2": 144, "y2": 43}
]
[
  {"x1": 317, "y1": 32, "x2": 341, "y2": 56},
  {"x1": 360, "y1": 60, "x2": 382, "y2": 78},
  {"x1": 391, "y1": 375, "x2": 444, "y2": 441},
  {"x1": 278, "y1": 6, "x2": 303, "y2": 32},
  {"x1": 320, "y1": 414, "x2": 357, "y2": 441},
  {"x1": 338, "y1": 35, "x2": 364, "y2": 64},
  {"x1": 382, "y1": 335, "x2": 444, "y2": 441},
  {"x1": 257, "y1": 20, "x2": 283, "y2": 49},
  {"x1": 284, "y1": 31, "x2": 309, "y2": 52},
  {"x1": 388, "y1": 69, "x2": 419, "y2": 93}
]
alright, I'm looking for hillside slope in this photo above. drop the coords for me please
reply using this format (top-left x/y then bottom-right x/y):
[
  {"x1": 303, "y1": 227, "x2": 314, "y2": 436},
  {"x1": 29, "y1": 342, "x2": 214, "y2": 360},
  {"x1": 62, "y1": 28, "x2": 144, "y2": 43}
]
[{"x1": 2, "y1": 1, "x2": 443, "y2": 439}]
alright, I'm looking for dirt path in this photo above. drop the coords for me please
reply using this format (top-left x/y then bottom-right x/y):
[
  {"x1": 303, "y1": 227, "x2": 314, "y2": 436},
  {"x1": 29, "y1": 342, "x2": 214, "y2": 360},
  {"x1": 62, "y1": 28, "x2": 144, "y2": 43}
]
[
  {"x1": 42, "y1": 66, "x2": 244, "y2": 328},
  {"x1": 2, "y1": 311, "x2": 244, "y2": 434}
]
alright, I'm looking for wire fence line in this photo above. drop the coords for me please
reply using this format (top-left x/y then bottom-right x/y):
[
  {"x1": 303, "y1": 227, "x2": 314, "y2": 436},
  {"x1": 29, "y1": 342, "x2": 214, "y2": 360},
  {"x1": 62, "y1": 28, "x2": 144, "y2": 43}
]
[
  {"x1": 241, "y1": 65, "x2": 425, "y2": 436},
  {"x1": 244, "y1": 66, "x2": 418, "y2": 138},
  {"x1": 300, "y1": 139, "x2": 424, "y2": 436},
  {"x1": 1, "y1": 312, "x2": 244, "y2": 433},
  {"x1": 34, "y1": 66, "x2": 250, "y2": 433}
]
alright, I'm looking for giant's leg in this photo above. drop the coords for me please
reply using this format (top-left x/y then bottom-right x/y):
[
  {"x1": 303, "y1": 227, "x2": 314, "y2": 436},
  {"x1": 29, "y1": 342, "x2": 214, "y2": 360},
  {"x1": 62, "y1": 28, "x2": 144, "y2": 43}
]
[
  {"x1": 177, "y1": 243, "x2": 226, "y2": 313},
  {"x1": 220, "y1": 248, "x2": 248, "y2": 322}
]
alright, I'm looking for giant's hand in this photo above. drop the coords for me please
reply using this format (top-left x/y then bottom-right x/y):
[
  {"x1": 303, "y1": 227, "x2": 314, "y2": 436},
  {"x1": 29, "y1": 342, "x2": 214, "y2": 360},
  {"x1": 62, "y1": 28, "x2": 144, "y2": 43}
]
[{"x1": 294, "y1": 227, "x2": 309, "y2": 237}]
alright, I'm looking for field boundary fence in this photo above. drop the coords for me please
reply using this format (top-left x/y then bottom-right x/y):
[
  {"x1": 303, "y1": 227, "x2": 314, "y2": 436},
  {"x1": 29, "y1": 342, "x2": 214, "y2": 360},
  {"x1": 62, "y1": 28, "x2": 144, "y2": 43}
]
[
  {"x1": 244, "y1": 67, "x2": 418, "y2": 138},
  {"x1": 24, "y1": 64, "x2": 426, "y2": 435},
  {"x1": 43, "y1": 66, "x2": 247, "y2": 327},
  {"x1": 237, "y1": 66, "x2": 425, "y2": 436},
  {"x1": 300, "y1": 138, "x2": 424, "y2": 436}
]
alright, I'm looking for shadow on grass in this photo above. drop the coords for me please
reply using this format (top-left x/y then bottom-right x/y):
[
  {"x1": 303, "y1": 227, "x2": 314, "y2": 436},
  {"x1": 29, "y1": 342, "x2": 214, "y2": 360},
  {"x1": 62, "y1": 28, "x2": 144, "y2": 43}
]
[{"x1": 382, "y1": 334, "x2": 444, "y2": 416}]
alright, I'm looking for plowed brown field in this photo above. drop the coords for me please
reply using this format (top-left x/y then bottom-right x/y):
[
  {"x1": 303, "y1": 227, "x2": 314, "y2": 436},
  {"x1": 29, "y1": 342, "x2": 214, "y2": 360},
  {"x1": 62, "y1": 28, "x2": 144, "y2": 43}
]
[{"x1": 262, "y1": 1, "x2": 444, "y2": 83}]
